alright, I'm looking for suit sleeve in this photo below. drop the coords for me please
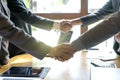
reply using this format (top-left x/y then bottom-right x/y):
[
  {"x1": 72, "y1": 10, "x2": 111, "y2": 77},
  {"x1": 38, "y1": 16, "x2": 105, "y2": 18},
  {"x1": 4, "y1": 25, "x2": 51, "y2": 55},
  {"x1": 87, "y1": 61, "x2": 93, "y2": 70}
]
[
  {"x1": 80, "y1": 0, "x2": 115, "y2": 27},
  {"x1": 7, "y1": 0, "x2": 54, "y2": 31},
  {"x1": 0, "y1": 12, "x2": 52, "y2": 59},
  {"x1": 71, "y1": 12, "x2": 120, "y2": 51}
]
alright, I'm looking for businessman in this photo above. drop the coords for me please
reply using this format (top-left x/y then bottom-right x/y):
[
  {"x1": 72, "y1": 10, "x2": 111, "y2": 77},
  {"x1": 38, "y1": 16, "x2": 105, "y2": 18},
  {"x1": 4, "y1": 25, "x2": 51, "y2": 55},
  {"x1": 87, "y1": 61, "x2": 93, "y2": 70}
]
[
  {"x1": 54, "y1": 11, "x2": 120, "y2": 60},
  {"x1": 61, "y1": 0, "x2": 120, "y2": 55},
  {"x1": 7, "y1": 0, "x2": 54, "y2": 75},
  {"x1": 0, "y1": 0, "x2": 72, "y2": 67}
]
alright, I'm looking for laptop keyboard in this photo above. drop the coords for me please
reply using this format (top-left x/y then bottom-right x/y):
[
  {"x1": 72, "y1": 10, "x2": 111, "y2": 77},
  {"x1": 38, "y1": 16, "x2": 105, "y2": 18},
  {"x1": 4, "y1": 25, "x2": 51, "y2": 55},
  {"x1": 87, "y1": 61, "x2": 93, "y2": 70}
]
[{"x1": 91, "y1": 60, "x2": 117, "y2": 68}]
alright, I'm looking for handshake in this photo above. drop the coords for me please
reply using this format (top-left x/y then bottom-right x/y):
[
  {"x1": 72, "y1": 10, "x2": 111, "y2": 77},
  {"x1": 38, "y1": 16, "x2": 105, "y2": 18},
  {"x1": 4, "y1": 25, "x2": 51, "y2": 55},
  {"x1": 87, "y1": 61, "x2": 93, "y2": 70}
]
[
  {"x1": 47, "y1": 43, "x2": 77, "y2": 62},
  {"x1": 53, "y1": 18, "x2": 82, "y2": 33},
  {"x1": 47, "y1": 19, "x2": 81, "y2": 61}
]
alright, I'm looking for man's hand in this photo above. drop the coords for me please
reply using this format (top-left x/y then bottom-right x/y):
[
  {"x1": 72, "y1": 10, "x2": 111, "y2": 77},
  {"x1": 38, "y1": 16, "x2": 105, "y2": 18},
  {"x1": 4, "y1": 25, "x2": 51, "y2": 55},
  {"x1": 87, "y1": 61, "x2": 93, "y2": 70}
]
[
  {"x1": 60, "y1": 20, "x2": 72, "y2": 33},
  {"x1": 53, "y1": 19, "x2": 82, "y2": 33},
  {"x1": 47, "y1": 43, "x2": 76, "y2": 61},
  {"x1": 60, "y1": 19, "x2": 82, "y2": 33}
]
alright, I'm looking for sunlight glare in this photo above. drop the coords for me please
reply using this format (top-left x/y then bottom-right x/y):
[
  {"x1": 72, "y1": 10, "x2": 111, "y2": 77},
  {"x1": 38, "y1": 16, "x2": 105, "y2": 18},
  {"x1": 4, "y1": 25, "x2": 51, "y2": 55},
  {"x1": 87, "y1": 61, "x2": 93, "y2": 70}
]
[{"x1": 32, "y1": 29, "x2": 60, "y2": 47}]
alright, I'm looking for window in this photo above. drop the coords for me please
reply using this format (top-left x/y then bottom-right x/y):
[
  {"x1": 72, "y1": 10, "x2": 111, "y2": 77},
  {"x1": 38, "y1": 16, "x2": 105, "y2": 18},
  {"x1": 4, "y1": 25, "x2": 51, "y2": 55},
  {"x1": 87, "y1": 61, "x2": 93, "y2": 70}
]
[
  {"x1": 24, "y1": 0, "x2": 82, "y2": 19},
  {"x1": 25, "y1": 0, "x2": 81, "y2": 13},
  {"x1": 88, "y1": 0, "x2": 109, "y2": 13},
  {"x1": 24, "y1": 0, "x2": 81, "y2": 47},
  {"x1": 24, "y1": 0, "x2": 113, "y2": 52}
]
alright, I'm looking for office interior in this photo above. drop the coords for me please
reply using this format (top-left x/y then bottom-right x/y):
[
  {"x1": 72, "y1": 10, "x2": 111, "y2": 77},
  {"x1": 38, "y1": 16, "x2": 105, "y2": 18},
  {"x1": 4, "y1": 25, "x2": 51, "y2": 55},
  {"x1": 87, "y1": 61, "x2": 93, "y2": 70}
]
[{"x1": 1, "y1": 0, "x2": 120, "y2": 80}]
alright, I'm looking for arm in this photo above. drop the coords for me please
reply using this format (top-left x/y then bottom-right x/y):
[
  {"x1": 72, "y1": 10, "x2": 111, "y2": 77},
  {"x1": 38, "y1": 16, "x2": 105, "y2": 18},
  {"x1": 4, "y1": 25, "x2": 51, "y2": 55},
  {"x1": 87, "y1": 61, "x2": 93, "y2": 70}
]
[
  {"x1": 60, "y1": 0, "x2": 116, "y2": 32},
  {"x1": 0, "y1": 12, "x2": 51, "y2": 59},
  {"x1": 7, "y1": 0, "x2": 54, "y2": 31},
  {"x1": 0, "y1": 12, "x2": 72, "y2": 61},
  {"x1": 71, "y1": 0, "x2": 116, "y2": 27},
  {"x1": 71, "y1": 12, "x2": 120, "y2": 51}
]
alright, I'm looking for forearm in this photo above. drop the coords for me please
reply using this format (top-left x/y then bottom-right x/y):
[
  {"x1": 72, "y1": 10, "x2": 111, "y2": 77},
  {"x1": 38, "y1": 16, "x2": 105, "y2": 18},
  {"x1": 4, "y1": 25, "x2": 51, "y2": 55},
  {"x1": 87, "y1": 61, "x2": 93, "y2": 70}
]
[
  {"x1": 13, "y1": 11, "x2": 54, "y2": 31},
  {"x1": 73, "y1": 0, "x2": 114, "y2": 27},
  {"x1": 71, "y1": 12, "x2": 120, "y2": 51},
  {"x1": 70, "y1": 13, "x2": 108, "y2": 28}
]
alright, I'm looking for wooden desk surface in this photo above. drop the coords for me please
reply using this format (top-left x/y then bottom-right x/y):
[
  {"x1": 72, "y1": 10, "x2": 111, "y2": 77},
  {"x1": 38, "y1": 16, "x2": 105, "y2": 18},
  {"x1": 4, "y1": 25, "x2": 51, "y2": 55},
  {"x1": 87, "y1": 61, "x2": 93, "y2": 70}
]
[
  {"x1": 0, "y1": 53, "x2": 33, "y2": 74},
  {"x1": 33, "y1": 50, "x2": 120, "y2": 80},
  {"x1": 0, "y1": 50, "x2": 120, "y2": 80}
]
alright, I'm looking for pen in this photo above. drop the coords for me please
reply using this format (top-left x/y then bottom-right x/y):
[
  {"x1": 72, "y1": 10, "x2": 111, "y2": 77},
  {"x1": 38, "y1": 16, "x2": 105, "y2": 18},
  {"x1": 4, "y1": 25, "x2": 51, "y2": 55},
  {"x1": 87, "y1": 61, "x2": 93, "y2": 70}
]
[
  {"x1": 100, "y1": 58, "x2": 119, "y2": 61},
  {"x1": 91, "y1": 62, "x2": 100, "y2": 67}
]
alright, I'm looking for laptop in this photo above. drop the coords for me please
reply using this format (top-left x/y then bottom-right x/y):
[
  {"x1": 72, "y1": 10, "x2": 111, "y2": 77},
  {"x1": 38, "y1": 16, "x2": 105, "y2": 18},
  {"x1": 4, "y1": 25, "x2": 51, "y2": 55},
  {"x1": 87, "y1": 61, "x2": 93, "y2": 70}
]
[
  {"x1": 90, "y1": 67, "x2": 120, "y2": 80},
  {"x1": 0, "y1": 67, "x2": 50, "y2": 80}
]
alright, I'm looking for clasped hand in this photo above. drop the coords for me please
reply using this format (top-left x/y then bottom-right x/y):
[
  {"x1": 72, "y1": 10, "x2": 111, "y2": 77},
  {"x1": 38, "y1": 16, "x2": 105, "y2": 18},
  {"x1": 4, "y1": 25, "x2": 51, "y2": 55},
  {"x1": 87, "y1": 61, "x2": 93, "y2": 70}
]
[
  {"x1": 60, "y1": 20, "x2": 72, "y2": 33},
  {"x1": 48, "y1": 44, "x2": 76, "y2": 62},
  {"x1": 48, "y1": 20, "x2": 76, "y2": 61}
]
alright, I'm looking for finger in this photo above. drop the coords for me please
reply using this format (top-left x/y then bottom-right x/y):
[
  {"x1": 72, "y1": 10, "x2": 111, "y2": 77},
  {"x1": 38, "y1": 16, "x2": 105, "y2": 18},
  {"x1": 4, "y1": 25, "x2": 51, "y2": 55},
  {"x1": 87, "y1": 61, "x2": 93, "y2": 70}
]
[
  {"x1": 57, "y1": 53, "x2": 73, "y2": 61},
  {"x1": 60, "y1": 45, "x2": 76, "y2": 53},
  {"x1": 56, "y1": 57, "x2": 68, "y2": 62},
  {"x1": 61, "y1": 26, "x2": 72, "y2": 31},
  {"x1": 60, "y1": 23, "x2": 72, "y2": 33},
  {"x1": 55, "y1": 57, "x2": 65, "y2": 62},
  {"x1": 60, "y1": 49, "x2": 75, "y2": 55},
  {"x1": 55, "y1": 53, "x2": 72, "y2": 61}
]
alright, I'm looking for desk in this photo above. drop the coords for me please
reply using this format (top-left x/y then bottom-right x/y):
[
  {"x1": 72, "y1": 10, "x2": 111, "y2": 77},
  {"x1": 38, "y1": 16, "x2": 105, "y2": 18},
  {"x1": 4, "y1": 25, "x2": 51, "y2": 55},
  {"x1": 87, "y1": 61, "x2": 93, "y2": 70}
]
[
  {"x1": 33, "y1": 50, "x2": 120, "y2": 80},
  {"x1": 0, "y1": 50, "x2": 120, "y2": 80},
  {"x1": 0, "y1": 53, "x2": 32, "y2": 74}
]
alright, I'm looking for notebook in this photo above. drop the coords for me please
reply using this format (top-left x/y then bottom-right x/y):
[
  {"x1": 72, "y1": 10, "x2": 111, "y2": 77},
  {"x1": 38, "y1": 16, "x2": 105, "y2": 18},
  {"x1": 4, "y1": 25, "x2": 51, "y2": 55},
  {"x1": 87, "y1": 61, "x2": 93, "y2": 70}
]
[
  {"x1": 90, "y1": 67, "x2": 120, "y2": 80},
  {"x1": 0, "y1": 67, "x2": 50, "y2": 80}
]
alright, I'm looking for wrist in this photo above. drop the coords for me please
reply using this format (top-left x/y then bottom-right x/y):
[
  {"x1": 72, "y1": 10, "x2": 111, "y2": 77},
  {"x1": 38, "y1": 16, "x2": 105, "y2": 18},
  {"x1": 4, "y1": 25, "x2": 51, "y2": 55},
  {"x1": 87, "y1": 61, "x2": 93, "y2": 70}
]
[
  {"x1": 47, "y1": 47, "x2": 56, "y2": 57},
  {"x1": 71, "y1": 19, "x2": 82, "y2": 26},
  {"x1": 70, "y1": 44, "x2": 77, "y2": 53}
]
